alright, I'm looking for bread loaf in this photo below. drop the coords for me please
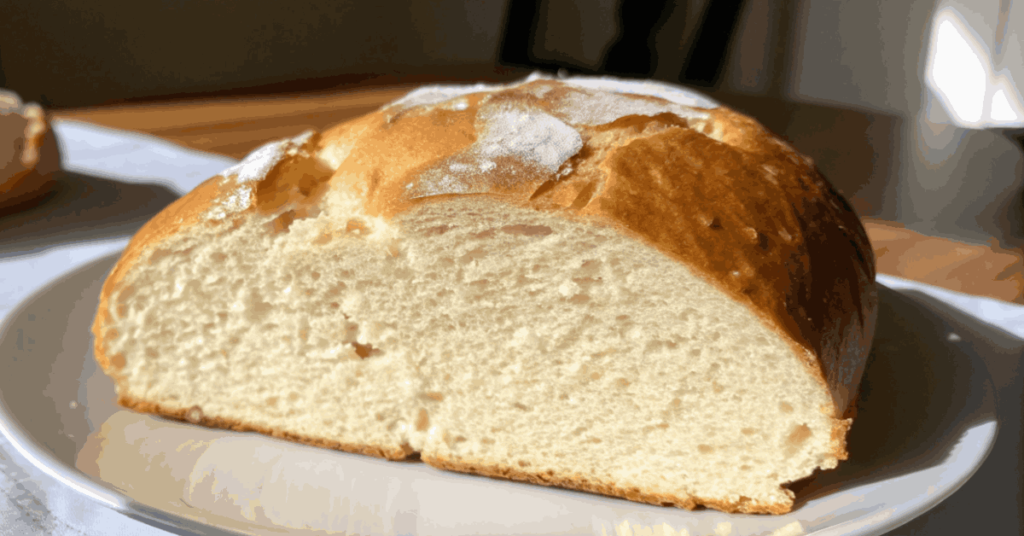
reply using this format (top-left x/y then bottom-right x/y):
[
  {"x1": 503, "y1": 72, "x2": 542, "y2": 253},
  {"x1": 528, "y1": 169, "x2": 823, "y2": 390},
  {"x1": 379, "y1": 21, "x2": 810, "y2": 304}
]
[
  {"x1": 0, "y1": 90, "x2": 59, "y2": 211},
  {"x1": 92, "y1": 74, "x2": 878, "y2": 514}
]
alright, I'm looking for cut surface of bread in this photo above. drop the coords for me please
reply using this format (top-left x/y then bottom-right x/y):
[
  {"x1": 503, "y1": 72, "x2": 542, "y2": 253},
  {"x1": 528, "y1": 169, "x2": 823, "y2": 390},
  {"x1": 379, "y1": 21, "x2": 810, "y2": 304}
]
[{"x1": 93, "y1": 74, "x2": 877, "y2": 514}]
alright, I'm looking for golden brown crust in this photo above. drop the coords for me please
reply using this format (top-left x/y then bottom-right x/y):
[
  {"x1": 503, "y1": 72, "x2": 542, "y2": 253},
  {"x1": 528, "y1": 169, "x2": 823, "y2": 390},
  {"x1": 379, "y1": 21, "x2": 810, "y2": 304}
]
[
  {"x1": 424, "y1": 453, "x2": 792, "y2": 514},
  {"x1": 116, "y1": 394, "x2": 411, "y2": 461},
  {"x1": 830, "y1": 418, "x2": 852, "y2": 462},
  {"x1": 0, "y1": 96, "x2": 58, "y2": 211},
  {"x1": 583, "y1": 108, "x2": 877, "y2": 418}
]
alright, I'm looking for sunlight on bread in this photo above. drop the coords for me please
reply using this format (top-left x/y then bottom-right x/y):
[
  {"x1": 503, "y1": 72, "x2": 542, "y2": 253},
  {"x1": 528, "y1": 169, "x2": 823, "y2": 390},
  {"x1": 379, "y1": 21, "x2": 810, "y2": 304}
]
[{"x1": 92, "y1": 74, "x2": 877, "y2": 514}]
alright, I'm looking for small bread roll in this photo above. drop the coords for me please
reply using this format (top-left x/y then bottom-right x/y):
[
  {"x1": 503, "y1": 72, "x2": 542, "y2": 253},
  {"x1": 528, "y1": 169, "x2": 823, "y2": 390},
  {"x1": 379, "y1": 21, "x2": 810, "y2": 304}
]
[{"x1": 0, "y1": 90, "x2": 59, "y2": 210}]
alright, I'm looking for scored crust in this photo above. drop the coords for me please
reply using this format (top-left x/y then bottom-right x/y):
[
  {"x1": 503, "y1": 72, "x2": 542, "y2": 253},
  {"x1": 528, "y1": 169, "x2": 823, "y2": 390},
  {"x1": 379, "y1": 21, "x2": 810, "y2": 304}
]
[{"x1": 92, "y1": 75, "x2": 878, "y2": 513}]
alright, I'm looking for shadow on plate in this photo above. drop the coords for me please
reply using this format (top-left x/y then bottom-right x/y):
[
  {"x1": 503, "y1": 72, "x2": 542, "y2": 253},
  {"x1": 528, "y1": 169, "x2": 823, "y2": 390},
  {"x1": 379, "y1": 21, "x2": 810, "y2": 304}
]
[
  {"x1": 0, "y1": 253, "x2": 121, "y2": 465},
  {"x1": 790, "y1": 285, "x2": 1003, "y2": 507},
  {"x1": 0, "y1": 170, "x2": 178, "y2": 257}
]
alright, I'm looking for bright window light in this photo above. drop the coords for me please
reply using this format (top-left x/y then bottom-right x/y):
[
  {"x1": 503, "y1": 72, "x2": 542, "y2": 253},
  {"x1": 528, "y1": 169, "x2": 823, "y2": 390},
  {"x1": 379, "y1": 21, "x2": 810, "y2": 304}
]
[
  {"x1": 924, "y1": 7, "x2": 1024, "y2": 128},
  {"x1": 990, "y1": 87, "x2": 1021, "y2": 122},
  {"x1": 929, "y1": 18, "x2": 986, "y2": 124}
]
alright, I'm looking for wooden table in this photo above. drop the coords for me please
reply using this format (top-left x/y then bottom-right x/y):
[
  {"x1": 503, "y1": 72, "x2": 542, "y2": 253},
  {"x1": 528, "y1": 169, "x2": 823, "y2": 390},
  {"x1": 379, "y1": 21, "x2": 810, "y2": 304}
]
[{"x1": 53, "y1": 86, "x2": 1024, "y2": 305}]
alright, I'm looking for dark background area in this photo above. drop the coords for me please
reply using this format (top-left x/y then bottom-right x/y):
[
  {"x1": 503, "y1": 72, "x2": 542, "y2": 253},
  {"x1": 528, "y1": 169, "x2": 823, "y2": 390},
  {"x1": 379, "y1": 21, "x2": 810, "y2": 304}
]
[
  {"x1": 1, "y1": 0, "x2": 506, "y2": 107},
  {"x1": 2, "y1": 0, "x2": 1023, "y2": 250},
  {"x1": 2, "y1": 0, "x2": 740, "y2": 108}
]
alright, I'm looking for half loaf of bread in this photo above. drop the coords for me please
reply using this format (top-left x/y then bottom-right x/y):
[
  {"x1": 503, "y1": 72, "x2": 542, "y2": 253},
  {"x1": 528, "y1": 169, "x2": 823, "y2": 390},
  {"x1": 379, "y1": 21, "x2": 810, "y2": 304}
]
[{"x1": 92, "y1": 74, "x2": 878, "y2": 514}]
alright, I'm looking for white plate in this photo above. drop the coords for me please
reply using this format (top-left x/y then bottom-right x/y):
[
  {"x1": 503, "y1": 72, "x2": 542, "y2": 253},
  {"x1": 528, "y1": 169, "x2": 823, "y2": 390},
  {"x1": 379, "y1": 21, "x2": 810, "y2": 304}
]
[{"x1": 0, "y1": 250, "x2": 999, "y2": 536}]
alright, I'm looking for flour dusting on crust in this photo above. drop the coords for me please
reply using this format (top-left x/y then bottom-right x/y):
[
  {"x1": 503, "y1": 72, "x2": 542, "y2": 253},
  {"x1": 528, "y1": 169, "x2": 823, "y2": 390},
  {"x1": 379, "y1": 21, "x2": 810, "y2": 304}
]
[
  {"x1": 207, "y1": 130, "x2": 315, "y2": 220},
  {"x1": 222, "y1": 130, "x2": 315, "y2": 184},
  {"x1": 476, "y1": 104, "x2": 582, "y2": 172},
  {"x1": 222, "y1": 141, "x2": 284, "y2": 185},
  {"x1": 385, "y1": 84, "x2": 498, "y2": 113},
  {"x1": 408, "y1": 102, "x2": 582, "y2": 199},
  {"x1": 398, "y1": 74, "x2": 721, "y2": 200},
  {"x1": 561, "y1": 76, "x2": 718, "y2": 109},
  {"x1": 550, "y1": 89, "x2": 708, "y2": 127},
  {"x1": 386, "y1": 72, "x2": 718, "y2": 120}
]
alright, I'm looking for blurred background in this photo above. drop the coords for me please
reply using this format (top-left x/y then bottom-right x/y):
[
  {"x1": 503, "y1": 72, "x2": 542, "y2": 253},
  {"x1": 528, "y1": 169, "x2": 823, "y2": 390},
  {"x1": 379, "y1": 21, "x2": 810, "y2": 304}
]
[{"x1": 2, "y1": 0, "x2": 1024, "y2": 301}]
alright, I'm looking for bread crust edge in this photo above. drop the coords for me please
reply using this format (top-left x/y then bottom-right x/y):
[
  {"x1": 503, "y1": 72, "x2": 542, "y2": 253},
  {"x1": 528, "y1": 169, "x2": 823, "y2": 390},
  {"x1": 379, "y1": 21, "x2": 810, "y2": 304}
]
[
  {"x1": 114, "y1": 394, "x2": 798, "y2": 514},
  {"x1": 117, "y1": 394, "x2": 412, "y2": 461}
]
